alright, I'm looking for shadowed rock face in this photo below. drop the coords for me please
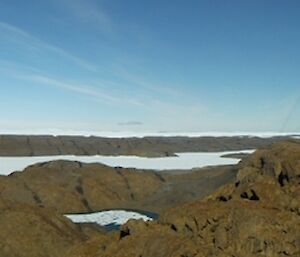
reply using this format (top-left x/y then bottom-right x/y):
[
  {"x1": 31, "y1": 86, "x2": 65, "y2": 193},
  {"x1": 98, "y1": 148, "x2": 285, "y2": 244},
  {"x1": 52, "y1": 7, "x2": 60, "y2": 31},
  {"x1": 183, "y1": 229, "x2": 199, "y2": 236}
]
[
  {"x1": 67, "y1": 140, "x2": 300, "y2": 257},
  {"x1": 208, "y1": 139, "x2": 300, "y2": 213},
  {"x1": 0, "y1": 135, "x2": 293, "y2": 156},
  {"x1": 0, "y1": 161, "x2": 236, "y2": 213}
]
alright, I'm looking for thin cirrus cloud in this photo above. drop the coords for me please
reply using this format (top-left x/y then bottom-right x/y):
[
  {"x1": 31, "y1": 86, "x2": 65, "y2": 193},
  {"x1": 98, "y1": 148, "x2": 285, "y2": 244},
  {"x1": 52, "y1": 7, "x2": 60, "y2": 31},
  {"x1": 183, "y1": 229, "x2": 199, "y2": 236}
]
[
  {"x1": 0, "y1": 58, "x2": 167, "y2": 111},
  {"x1": 25, "y1": 74, "x2": 147, "y2": 108},
  {"x1": 113, "y1": 66, "x2": 184, "y2": 99},
  {"x1": 59, "y1": 0, "x2": 112, "y2": 30},
  {"x1": 118, "y1": 121, "x2": 143, "y2": 126},
  {"x1": 0, "y1": 21, "x2": 97, "y2": 71}
]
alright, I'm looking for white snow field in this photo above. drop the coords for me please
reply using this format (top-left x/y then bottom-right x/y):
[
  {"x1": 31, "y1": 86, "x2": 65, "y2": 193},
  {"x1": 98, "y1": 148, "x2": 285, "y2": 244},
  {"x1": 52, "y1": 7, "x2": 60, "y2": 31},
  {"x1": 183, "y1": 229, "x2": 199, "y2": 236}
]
[
  {"x1": 65, "y1": 210, "x2": 153, "y2": 226},
  {"x1": 0, "y1": 129, "x2": 299, "y2": 138},
  {"x1": 0, "y1": 150, "x2": 255, "y2": 175}
]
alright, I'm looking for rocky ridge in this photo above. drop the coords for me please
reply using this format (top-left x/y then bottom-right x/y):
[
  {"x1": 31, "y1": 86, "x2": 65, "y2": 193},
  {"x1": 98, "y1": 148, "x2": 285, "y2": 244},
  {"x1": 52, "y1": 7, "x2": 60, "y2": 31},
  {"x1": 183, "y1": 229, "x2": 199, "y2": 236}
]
[
  {"x1": 0, "y1": 161, "x2": 236, "y2": 213},
  {"x1": 67, "y1": 140, "x2": 300, "y2": 257},
  {"x1": 0, "y1": 135, "x2": 293, "y2": 156}
]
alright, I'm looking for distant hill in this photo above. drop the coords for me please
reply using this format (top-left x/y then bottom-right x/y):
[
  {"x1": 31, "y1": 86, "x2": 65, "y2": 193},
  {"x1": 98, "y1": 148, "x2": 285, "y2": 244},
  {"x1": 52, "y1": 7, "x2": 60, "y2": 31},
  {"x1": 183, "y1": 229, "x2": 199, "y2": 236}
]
[{"x1": 0, "y1": 134, "x2": 297, "y2": 157}]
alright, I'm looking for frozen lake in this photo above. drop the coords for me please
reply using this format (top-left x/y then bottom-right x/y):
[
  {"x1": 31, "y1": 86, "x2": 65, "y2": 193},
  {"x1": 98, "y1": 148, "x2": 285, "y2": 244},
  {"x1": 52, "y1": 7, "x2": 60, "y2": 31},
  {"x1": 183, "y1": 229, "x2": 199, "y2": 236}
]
[
  {"x1": 65, "y1": 210, "x2": 157, "y2": 230},
  {"x1": 0, "y1": 150, "x2": 254, "y2": 175}
]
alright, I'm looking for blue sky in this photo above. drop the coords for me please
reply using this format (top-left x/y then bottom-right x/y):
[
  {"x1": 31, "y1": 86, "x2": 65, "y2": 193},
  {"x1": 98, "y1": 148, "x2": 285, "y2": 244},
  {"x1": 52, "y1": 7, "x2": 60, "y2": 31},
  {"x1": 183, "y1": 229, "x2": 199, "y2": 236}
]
[{"x1": 0, "y1": 0, "x2": 300, "y2": 133}]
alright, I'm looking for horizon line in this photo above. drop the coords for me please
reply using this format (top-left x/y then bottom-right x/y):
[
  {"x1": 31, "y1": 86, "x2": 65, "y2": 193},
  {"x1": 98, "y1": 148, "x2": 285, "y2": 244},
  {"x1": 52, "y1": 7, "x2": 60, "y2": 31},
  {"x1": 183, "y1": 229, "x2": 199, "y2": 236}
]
[{"x1": 0, "y1": 130, "x2": 299, "y2": 138}]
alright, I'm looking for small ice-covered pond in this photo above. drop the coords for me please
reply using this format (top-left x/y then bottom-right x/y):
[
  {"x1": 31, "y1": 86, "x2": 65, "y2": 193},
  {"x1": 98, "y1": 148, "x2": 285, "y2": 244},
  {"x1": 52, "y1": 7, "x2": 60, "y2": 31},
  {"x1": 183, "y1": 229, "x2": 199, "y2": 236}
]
[
  {"x1": 65, "y1": 210, "x2": 157, "y2": 230},
  {"x1": 0, "y1": 150, "x2": 255, "y2": 175}
]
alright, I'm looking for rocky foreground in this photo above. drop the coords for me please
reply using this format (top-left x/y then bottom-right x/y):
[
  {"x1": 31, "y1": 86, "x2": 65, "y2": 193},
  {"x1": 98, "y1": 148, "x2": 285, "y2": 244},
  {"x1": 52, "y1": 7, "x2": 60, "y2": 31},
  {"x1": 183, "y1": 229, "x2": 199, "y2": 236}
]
[{"x1": 0, "y1": 140, "x2": 299, "y2": 257}]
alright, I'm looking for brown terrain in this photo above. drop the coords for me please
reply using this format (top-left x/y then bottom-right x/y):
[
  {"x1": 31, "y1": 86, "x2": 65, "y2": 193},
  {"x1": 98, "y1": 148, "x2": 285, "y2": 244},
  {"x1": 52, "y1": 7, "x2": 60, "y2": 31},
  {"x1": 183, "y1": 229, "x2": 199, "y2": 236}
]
[
  {"x1": 67, "y1": 140, "x2": 300, "y2": 257},
  {"x1": 0, "y1": 134, "x2": 295, "y2": 156},
  {"x1": 0, "y1": 139, "x2": 299, "y2": 257},
  {"x1": 0, "y1": 198, "x2": 85, "y2": 257},
  {"x1": 0, "y1": 162, "x2": 236, "y2": 213}
]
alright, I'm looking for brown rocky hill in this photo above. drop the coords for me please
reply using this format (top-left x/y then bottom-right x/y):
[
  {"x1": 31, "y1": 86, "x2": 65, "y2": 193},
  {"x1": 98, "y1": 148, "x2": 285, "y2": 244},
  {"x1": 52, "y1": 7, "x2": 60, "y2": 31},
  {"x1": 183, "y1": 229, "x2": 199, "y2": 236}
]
[
  {"x1": 67, "y1": 140, "x2": 300, "y2": 257},
  {"x1": 0, "y1": 198, "x2": 85, "y2": 257},
  {"x1": 0, "y1": 140, "x2": 299, "y2": 257},
  {"x1": 0, "y1": 161, "x2": 236, "y2": 213}
]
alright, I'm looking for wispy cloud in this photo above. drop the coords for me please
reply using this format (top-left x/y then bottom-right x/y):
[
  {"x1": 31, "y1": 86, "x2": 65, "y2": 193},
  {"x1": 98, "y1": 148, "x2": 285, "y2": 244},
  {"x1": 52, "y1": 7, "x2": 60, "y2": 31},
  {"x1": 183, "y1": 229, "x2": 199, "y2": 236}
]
[
  {"x1": 118, "y1": 121, "x2": 143, "y2": 126},
  {"x1": 114, "y1": 65, "x2": 183, "y2": 98},
  {"x1": 22, "y1": 73, "x2": 147, "y2": 108},
  {"x1": 59, "y1": 0, "x2": 112, "y2": 31},
  {"x1": 1, "y1": 57, "x2": 203, "y2": 120},
  {"x1": 0, "y1": 22, "x2": 30, "y2": 38},
  {"x1": 0, "y1": 21, "x2": 97, "y2": 71},
  {"x1": 28, "y1": 74, "x2": 118, "y2": 102}
]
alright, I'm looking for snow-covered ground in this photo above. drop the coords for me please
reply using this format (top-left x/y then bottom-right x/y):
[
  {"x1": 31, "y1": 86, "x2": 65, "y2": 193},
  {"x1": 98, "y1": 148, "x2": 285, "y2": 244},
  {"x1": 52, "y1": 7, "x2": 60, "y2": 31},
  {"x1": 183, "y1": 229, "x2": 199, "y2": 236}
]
[
  {"x1": 65, "y1": 210, "x2": 153, "y2": 226},
  {"x1": 0, "y1": 129, "x2": 299, "y2": 138},
  {"x1": 0, "y1": 150, "x2": 254, "y2": 175}
]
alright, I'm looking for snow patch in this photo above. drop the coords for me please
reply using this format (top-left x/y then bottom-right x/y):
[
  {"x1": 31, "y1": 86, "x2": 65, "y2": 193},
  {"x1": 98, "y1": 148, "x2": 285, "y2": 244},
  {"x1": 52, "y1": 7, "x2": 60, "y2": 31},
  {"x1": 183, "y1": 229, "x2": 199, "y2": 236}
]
[
  {"x1": 0, "y1": 150, "x2": 255, "y2": 175},
  {"x1": 65, "y1": 210, "x2": 152, "y2": 226},
  {"x1": 0, "y1": 129, "x2": 299, "y2": 138}
]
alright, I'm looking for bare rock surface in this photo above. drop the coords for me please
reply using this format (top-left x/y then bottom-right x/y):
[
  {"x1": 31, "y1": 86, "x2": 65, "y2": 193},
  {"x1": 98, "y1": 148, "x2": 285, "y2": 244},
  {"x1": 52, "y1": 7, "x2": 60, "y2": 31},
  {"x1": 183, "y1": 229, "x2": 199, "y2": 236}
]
[
  {"x1": 0, "y1": 198, "x2": 85, "y2": 257},
  {"x1": 0, "y1": 161, "x2": 236, "y2": 213},
  {"x1": 67, "y1": 140, "x2": 300, "y2": 257},
  {"x1": 0, "y1": 139, "x2": 299, "y2": 257}
]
